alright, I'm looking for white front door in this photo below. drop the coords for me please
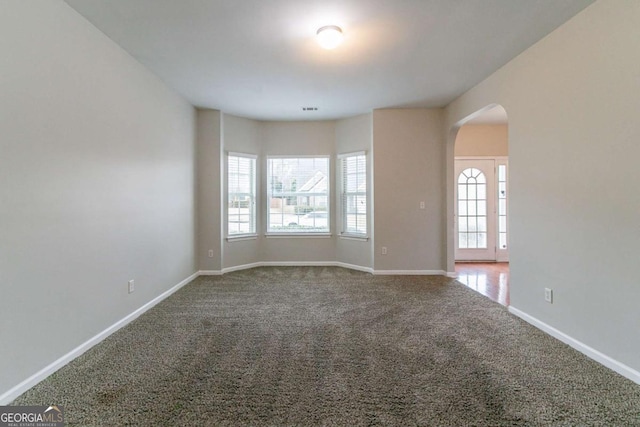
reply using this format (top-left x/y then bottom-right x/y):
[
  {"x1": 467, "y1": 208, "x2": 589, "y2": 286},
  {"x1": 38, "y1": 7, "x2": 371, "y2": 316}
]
[{"x1": 455, "y1": 159, "x2": 496, "y2": 261}]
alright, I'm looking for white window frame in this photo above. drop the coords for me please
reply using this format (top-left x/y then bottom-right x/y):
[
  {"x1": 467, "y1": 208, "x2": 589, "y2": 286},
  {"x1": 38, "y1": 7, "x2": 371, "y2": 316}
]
[
  {"x1": 266, "y1": 155, "x2": 331, "y2": 236},
  {"x1": 338, "y1": 151, "x2": 368, "y2": 238},
  {"x1": 227, "y1": 152, "x2": 257, "y2": 238},
  {"x1": 495, "y1": 157, "x2": 509, "y2": 262}
]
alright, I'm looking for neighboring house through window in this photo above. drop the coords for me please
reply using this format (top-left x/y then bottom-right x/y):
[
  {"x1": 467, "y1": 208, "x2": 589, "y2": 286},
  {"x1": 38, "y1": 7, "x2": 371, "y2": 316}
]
[{"x1": 267, "y1": 156, "x2": 330, "y2": 233}]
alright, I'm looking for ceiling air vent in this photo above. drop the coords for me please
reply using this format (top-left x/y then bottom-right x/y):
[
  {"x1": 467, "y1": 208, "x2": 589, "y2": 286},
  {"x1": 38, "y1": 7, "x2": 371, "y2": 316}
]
[{"x1": 302, "y1": 107, "x2": 318, "y2": 111}]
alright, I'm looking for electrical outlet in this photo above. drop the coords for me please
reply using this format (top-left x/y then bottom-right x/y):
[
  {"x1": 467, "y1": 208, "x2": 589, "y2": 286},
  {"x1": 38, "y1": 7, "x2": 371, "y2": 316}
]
[
  {"x1": 381, "y1": 246, "x2": 387, "y2": 255},
  {"x1": 544, "y1": 288, "x2": 553, "y2": 303},
  {"x1": 420, "y1": 201, "x2": 425, "y2": 209},
  {"x1": 128, "y1": 280, "x2": 135, "y2": 294},
  {"x1": 208, "y1": 249, "x2": 214, "y2": 258}
]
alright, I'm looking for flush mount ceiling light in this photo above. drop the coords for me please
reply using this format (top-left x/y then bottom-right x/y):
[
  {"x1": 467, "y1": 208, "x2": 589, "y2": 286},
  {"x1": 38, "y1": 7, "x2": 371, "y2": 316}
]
[{"x1": 316, "y1": 25, "x2": 344, "y2": 50}]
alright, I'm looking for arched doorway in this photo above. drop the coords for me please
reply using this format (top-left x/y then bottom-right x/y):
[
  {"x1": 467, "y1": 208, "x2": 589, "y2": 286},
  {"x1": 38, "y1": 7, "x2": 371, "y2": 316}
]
[{"x1": 449, "y1": 105, "x2": 509, "y2": 305}]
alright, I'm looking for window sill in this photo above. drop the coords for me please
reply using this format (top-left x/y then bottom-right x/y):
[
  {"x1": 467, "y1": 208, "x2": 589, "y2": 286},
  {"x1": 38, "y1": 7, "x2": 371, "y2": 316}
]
[
  {"x1": 265, "y1": 233, "x2": 332, "y2": 239},
  {"x1": 226, "y1": 234, "x2": 258, "y2": 242},
  {"x1": 339, "y1": 234, "x2": 369, "y2": 242}
]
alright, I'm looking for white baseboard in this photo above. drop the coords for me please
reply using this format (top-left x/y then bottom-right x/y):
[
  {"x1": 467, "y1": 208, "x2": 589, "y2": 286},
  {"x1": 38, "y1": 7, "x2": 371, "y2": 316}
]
[
  {"x1": 259, "y1": 261, "x2": 337, "y2": 267},
  {"x1": 0, "y1": 271, "x2": 199, "y2": 405},
  {"x1": 219, "y1": 261, "x2": 373, "y2": 275},
  {"x1": 215, "y1": 263, "x2": 449, "y2": 277},
  {"x1": 509, "y1": 306, "x2": 640, "y2": 385},
  {"x1": 446, "y1": 271, "x2": 457, "y2": 278},
  {"x1": 373, "y1": 269, "x2": 446, "y2": 276},
  {"x1": 334, "y1": 262, "x2": 374, "y2": 274},
  {"x1": 199, "y1": 270, "x2": 223, "y2": 275},
  {"x1": 220, "y1": 262, "x2": 263, "y2": 274}
]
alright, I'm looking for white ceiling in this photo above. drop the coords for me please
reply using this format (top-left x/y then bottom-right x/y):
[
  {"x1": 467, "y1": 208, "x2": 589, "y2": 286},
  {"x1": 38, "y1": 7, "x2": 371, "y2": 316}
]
[{"x1": 64, "y1": 0, "x2": 594, "y2": 121}]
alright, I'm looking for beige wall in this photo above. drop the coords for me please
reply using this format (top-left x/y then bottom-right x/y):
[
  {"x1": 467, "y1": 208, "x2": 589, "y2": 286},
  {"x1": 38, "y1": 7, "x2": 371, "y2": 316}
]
[
  {"x1": 201, "y1": 109, "x2": 449, "y2": 275},
  {"x1": 221, "y1": 114, "x2": 261, "y2": 269},
  {"x1": 335, "y1": 114, "x2": 374, "y2": 269},
  {"x1": 445, "y1": 0, "x2": 640, "y2": 376},
  {"x1": 373, "y1": 109, "x2": 445, "y2": 272},
  {"x1": 196, "y1": 109, "x2": 222, "y2": 271},
  {"x1": 212, "y1": 109, "x2": 446, "y2": 273},
  {"x1": 455, "y1": 124, "x2": 508, "y2": 157},
  {"x1": 211, "y1": 114, "x2": 375, "y2": 271},
  {"x1": 10, "y1": 0, "x2": 637, "y2": 402},
  {"x1": 259, "y1": 121, "x2": 337, "y2": 263},
  {"x1": 0, "y1": 1, "x2": 196, "y2": 396}
]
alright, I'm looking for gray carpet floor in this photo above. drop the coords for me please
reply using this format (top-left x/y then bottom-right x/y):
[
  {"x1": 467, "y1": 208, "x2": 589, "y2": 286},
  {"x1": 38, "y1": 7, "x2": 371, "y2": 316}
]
[{"x1": 13, "y1": 267, "x2": 640, "y2": 426}]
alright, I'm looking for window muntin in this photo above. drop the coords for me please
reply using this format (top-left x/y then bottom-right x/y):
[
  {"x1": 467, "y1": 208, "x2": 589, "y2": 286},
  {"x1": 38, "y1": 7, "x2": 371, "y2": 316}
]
[
  {"x1": 339, "y1": 153, "x2": 367, "y2": 236},
  {"x1": 227, "y1": 153, "x2": 256, "y2": 236},
  {"x1": 267, "y1": 157, "x2": 330, "y2": 233}
]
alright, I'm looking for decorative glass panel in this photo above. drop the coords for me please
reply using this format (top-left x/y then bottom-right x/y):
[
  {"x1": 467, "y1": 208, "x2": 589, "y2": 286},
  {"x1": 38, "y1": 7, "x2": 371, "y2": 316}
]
[
  {"x1": 497, "y1": 164, "x2": 508, "y2": 249},
  {"x1": 457, "y1": 168, "x2": 488, "y2": 249}
]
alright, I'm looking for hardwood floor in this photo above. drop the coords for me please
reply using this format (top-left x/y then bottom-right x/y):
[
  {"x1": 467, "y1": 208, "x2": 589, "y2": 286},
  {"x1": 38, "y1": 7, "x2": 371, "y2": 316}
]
[{"x1": 455, "y1": 262, "x2": 509, "y2": 306}]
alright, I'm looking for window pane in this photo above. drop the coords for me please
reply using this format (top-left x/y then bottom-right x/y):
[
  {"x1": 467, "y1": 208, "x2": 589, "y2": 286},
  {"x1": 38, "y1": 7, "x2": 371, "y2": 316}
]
[
  {"x1": 355, "y1": 195, "x2": 366, "y2": 213},
  {"x1": 499, "y1": 216, "x2": 507, "y2": 231},
  {"x1": 458, "y1": 184, "x2": 467, "y2": 200},
  {"x1": 499, "y1": 199, "x2": 506, "y2": 215},
  {"x1": 268, "y1": 157, "x2": 330, "y2": 233},
  {"x1": 468, "y1": 201, "x2": 477, "y2": 216},
  {"x1": 499, "y1": 233, "x2": 507, "y2": 249},
  {"x1": 468, "y1": 232, "x2": 477, "y2": 248},
  {"x1": 228, "y1": 155, "x2": 256, "y2": 235},
  {"x1": 477, "y1": 233, "x2": 487, "y2": 248},
  {"x1": 468, "y1": 184, "x2": 477, "y2": 200},
  {"x1": 477, "y1": 201, "x2": 486, "y2": 216},
  {"x1": 269, "y1": 212, "x2": 284, "y2": 228},
  {"x1": 498, "y1": 164, "x2": 506, "y2": 181},
  {"x1": 458, "y1": 216, "x2": 468, "y2": 232},
  {"x1": 340, "y1": 154, "x2": 367, "y2": 235},
  {"x1": 477, "y1": 217, "x2": 487, "y2": 232},
  {"x1": 459, "y1": 233, "x2": 468, "y2": 249},
  {"x1": 458, "y1": 200, "x2": 467, "y2": 216},
  {"x1": 477, "y1": 184, "x2": 486, "y2": 200}
]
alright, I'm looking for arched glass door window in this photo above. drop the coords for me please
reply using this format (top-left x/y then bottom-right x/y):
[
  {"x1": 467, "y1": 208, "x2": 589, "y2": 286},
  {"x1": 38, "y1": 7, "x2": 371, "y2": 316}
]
[{"x1": 458, "y1": 168, "x2": 487, "y2": 249}]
